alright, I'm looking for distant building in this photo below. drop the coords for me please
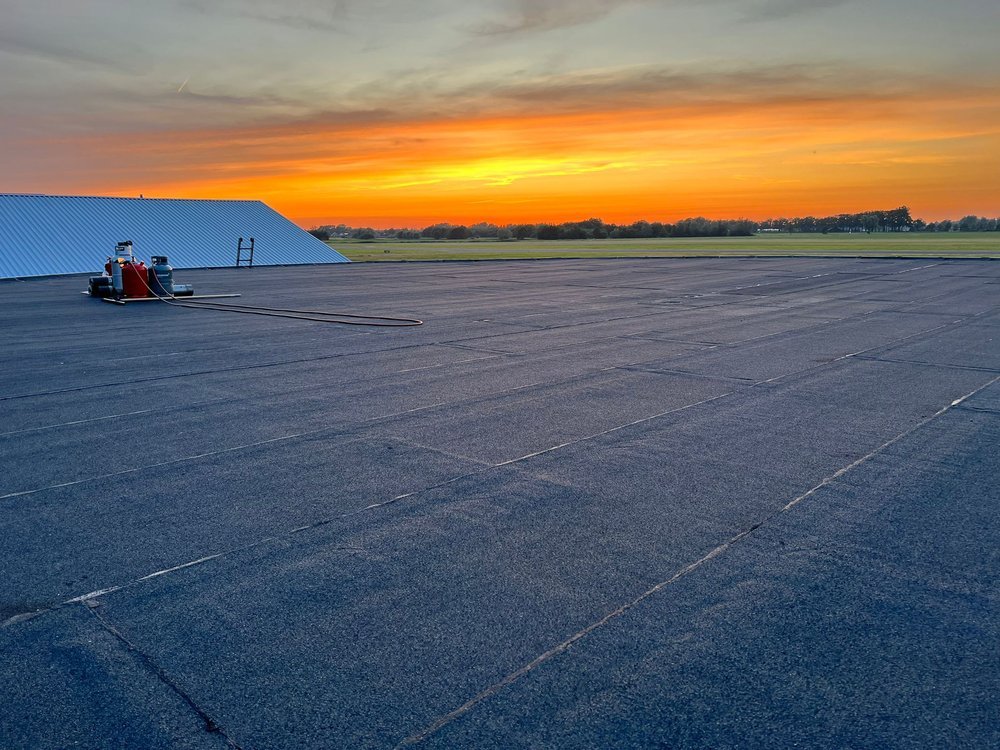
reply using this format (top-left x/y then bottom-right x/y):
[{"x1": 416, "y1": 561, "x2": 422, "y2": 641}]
[{"x1": 0, "y1": 194, "x2": 349, "y2": 279}]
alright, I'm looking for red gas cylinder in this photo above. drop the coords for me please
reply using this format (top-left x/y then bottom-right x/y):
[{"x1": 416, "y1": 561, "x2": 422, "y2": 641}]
[{"x1": 121, "y1": 261, "x2": 149, "y2": 297}]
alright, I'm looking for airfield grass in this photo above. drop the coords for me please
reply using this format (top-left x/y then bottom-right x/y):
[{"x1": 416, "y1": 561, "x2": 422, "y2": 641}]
[{"x1": 332, "y1": 232, "x2": 1000, "y2": 261}]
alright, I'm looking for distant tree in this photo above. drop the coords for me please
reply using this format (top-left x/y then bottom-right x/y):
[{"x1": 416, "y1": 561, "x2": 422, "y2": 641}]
[
  {"x1": 637, "y1": 220, "x2": 656, "y2": 238},
  {"x1": 313, "y1": 224, "x2": 349, "y2": 237},
  {"x1": 422, "y1": 223, "x2": 451, "y2": 240},
  {"x1": 923, "y1": 215, "x2": 1000, "y2": 232},
  {"x1": 729, "y1": 219, "x2": 756, "y2": 236},
  {"x1": 887, "y1": 206, "x2": 914, "y2": 231},
  {"x1": 307, "y1": 207, "x2": 964, "y2": 242},
  {"x1": 818, "y1": 216, "x2": 838, "y2": 234},
  {"x1": 671, "y1": 217, "x2": 713, "y2": 237},
  {"x1": 469, "y1": 222, "x2": 498, "y2": 239},
  {"x1": 512, "y1": 224, "x2": 536, "y2": 240},
  {"x1": 793, "y1": 216, "x2": 819, "y2": 233},
  {"x1": 536, "y1": 224, "x2": 562, "y2": 240},
  {"x1": 958, "y1": 215, "x2": 981, "y2": 232},
  {"x1": 578, "y1": 218, "x2": 608, "y2": 238}
]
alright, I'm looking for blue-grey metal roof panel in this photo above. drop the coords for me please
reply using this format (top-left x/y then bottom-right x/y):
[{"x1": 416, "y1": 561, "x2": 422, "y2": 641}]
[{"x1": 0, "y1": 194, "x2": 349, "y2": 278}]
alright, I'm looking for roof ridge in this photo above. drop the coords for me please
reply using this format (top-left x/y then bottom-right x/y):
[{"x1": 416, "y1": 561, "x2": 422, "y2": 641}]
[{"x1": 0, "y1": 194, "x2": 262, "y2": 203}]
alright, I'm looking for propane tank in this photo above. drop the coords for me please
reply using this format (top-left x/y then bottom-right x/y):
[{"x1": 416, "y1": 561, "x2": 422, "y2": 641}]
[
  {"x1": 115, "y1": 240, "x2": 134, "y2": 262},
  {"x1": 122, "y1": 261, "x2": 149, "y2": 298},
  {"x1": 148, "y1": 255, "x2": 173, "y2": 296},
  {"x1": 109, "y1": 241, "x2": 134, "y2": 295},
  {"x1": 111, "y1": 259, "x2": 124, "y2": 295}
]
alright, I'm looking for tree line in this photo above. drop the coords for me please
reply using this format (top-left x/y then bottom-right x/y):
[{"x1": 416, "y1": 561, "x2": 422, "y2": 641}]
[{"x1": 309, "y1": 208, "x2": 1000, "y2": 241}]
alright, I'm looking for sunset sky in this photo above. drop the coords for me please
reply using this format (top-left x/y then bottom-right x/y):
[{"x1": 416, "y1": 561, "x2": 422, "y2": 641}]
[{"x1": 2, "y1": 0, "x2": 999, "y2": 227}]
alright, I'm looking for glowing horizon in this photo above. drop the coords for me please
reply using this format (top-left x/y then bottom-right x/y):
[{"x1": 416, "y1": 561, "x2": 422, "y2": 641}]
[{"x1": 3, "y1": 1, "x2": 998, "y2": 228}]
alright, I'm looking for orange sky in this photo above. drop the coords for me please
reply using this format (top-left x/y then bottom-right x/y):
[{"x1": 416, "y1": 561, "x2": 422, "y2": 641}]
[
  {"x1": 3, "y1": 1, "x2": 999, "y2": 227},
  {"x1": 94, "y1": 86, "x2": 1000, "y2": 227}
]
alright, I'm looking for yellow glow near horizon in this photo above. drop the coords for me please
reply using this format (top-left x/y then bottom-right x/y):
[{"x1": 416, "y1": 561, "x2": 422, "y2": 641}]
[
  {"x1": 85, "y1": 88, "x2": 1000, "y2": 228},
  {"x1": 368, "y1": 156, "x2": 636, "y2": 189}
]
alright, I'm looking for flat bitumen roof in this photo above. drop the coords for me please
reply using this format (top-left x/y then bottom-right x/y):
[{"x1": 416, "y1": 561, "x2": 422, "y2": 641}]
[{"x1": 1, "y1": 258, "x2": 998, "y2": 749}]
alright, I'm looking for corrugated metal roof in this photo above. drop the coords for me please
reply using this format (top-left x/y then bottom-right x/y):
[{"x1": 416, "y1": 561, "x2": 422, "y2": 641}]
[{"x1": 0, "y1": 194, "x2": 349, "y2": 278}]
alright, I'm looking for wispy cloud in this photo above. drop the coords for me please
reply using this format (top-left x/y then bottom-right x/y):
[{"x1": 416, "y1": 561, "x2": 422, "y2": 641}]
[
  {"x1": 315, "y1": 60, "x2": 939, "y2": 125},
  {"x1": 0, "y1": 29, "x2": 121, "y2": 70},
  {"x1": 176, "y1": 0, "x2": 354, "y2": 33},
  {"x1": 471, "y1": 0, "x2": 645, "y2": 35},
  {"x1": 742, "y1": 0, "x2": 851, "y2": 23},
  {"x1": 471, "y1": 0, "x2": 854, "y2": 36},
  {"x1": 482, "y1": 62, "x2": 890, "y2": 109},
  {"x1": 176, "y1": 0, "x2": 454, "y2": 34}
]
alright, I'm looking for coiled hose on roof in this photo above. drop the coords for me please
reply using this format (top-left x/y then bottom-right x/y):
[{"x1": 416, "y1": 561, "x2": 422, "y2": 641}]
[{"x1": 135, "y1": 273, "x2": 423, "y2": 327}]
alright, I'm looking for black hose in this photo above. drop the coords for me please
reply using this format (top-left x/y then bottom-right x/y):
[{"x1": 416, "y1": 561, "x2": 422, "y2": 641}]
[{"x1": 129, "y1": 270, "x2": 423, "y2": 327}]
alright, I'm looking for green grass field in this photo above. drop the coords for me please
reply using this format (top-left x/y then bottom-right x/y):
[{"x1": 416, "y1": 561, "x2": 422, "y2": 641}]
[{"x1": 331, "y1": 232, "x2": 1000, "y2": 261}]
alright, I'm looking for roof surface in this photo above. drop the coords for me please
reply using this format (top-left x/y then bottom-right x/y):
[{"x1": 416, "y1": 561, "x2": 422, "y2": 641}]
[
  {"x1": 0, "y1": 194, "x2": 348, "y2": 278},
  {"x1": 1, "y1": 258, "x2": 998, "y2": 749}
]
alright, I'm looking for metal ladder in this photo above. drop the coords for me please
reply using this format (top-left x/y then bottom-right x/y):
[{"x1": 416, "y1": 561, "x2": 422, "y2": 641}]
[{"x1": 236, "y1": 236, "x2": 255, "y2": 268}]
